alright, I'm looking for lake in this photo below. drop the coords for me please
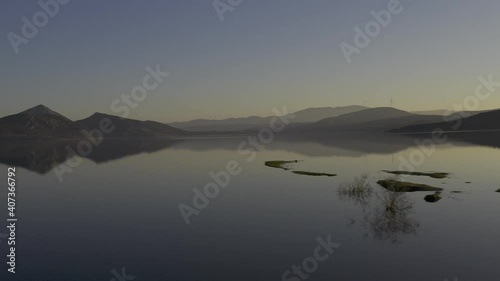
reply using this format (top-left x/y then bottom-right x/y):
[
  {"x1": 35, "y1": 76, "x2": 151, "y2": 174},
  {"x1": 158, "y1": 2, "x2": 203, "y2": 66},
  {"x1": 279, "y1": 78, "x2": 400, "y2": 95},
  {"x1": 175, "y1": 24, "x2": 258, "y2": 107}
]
[{"x1": 0, "y1": 133, "x2": 499, "y2": 281}]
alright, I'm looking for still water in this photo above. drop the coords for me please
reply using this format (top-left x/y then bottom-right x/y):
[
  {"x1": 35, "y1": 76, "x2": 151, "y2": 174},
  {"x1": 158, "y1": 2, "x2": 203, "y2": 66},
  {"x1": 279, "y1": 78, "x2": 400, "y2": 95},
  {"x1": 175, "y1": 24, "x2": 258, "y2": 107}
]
[{"x1": 0, "y1": 134, "x2": 499, "y2": 281}]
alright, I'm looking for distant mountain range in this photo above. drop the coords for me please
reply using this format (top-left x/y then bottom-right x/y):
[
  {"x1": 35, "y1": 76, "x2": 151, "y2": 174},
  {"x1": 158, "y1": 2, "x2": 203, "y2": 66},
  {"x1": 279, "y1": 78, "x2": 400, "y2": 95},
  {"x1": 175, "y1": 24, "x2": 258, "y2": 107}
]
[
  {"x1": 389, "y1": 109, "x2": 500, "y2": 133},
  {"x1": 290, "y1": 107, "x2": 431, "y2": 132},
  {"x1": 168, "y1": 105, "x2": 368, "y2": 132},
  {"x1": 0, "y1": 105, "x2": 498, "y2": 139},
  {"x1": 0, "y1": 105, "x2": 187, "y2": 139}
]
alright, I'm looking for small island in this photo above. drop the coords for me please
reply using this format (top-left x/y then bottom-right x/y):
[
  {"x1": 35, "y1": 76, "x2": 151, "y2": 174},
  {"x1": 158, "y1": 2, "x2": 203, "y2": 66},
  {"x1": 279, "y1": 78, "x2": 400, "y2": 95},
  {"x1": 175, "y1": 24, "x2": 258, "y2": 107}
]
[
  {"x1": 382, "y1": 170, "x2": 449, "y2": 179},
  {"x1": 292, "y1": 171, "x2": 337, "y2": 177},
  {"x1": 377, "y1": 179, "x2": 443, "y2": 192},
  {"x1": 264, "y1": 160, "x2": 299, "y2": 170},
  {"x1": 424, "y1": 192, "x2": 442, "y2": 203}
]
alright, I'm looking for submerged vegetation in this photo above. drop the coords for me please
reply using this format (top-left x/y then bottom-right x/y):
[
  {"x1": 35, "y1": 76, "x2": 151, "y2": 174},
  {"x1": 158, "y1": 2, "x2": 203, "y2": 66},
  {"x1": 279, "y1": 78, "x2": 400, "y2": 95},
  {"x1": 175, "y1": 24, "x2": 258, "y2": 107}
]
[
  {"x1": 337, "y1": 174, "x2": 373, "y2": 206},
  {"x1": 365, "y1": 191, "x2": 419, "y2": 243},
  {"x1": 292, "y1": 171, "x2": 336, "y2": 177},
  {"x1": 264, "y1": 160, "x2": 299, "y2": 170},
  {"x1": 382, "y1": 170, "x2": 449, "y2": 179},
  {"x1": 377, "y1": 179, "x2": 443, "y2": 192}
]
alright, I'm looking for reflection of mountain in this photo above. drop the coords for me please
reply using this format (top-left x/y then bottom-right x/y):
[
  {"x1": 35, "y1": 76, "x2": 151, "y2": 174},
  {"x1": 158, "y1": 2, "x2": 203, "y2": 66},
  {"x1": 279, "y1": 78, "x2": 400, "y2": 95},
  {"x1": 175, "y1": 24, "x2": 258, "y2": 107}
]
[
  {"x1": 0, "y1": 138, "x2": 183, "y2": 174},
  {"x1": 84, "y1": 138, "x2": 183, "y2": 163},
  {"x1": 396, "y1": 131, "x2": 500, "y2": 150},
  {"x1": 166, "y1": 133, "x2": 436, "y2": 157},
  {"x1": 0, "y1": 139, "x2": 77, "y2": 174},
  {"x1": 144, "y1": 131, "x2": 500, "y2": 158}
]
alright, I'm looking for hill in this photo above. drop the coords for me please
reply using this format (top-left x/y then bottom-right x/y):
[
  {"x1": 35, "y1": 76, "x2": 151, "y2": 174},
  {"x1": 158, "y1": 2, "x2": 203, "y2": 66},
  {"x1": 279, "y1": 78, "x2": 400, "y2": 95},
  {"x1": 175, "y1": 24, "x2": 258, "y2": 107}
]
[
  {"x1": 389, "y1": 109, "x2": 500, "y2": 133},
  {"x1": 76, "y1": 113, "x2": 187, "y2": 138},
  {"x1": 0, "y1": 105, "x2": 83, "y2": 138},
  {"x1": 290, "y1": 107, "x2": 444, "y2": 133}
]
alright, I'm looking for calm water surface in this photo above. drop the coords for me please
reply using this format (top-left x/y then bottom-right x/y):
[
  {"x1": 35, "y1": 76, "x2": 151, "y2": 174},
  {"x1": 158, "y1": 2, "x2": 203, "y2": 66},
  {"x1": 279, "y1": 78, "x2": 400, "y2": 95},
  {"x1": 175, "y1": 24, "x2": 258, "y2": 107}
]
[{"x1": 0, "y1": 134, "x2": 499, "y2": 281}]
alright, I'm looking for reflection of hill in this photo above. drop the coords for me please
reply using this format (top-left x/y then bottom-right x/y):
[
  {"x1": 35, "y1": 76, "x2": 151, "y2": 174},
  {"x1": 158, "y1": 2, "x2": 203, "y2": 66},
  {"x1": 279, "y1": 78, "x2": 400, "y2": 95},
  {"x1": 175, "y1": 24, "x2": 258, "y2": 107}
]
[
  {"x1": 85, "y1": 138, "x2": 183, "y2": 163},
  {"x1": 275, "y1": 134, "x2": 418, "y2": 156},
  {"x1": 0, "y1": 138, "x2": 183, "y2": 174},
  {"x1": 398, "y1": 131, "x2": 500, "y2": 150},
  {"x1": 0, "y1": 140, "x2": 76, "y2": 174},
  {"x1": 450, "y1": 132, "x2": 500, "y2": 148},
  {"x1": 167, "y1": 133, "x2": 434, "y2": 157},
  {"x1": 1, "y1": 131, "x2": 498, "y2": 175}
]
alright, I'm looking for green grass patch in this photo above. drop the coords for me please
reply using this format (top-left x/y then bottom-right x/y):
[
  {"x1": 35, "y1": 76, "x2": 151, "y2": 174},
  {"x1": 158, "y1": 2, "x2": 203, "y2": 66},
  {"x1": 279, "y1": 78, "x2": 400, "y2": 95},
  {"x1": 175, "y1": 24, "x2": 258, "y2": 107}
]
[
  {"x1": 292, "y1": 171, "x2": 336, "y2": 177},
  {"x1": 382, "y1": 170, "x2": 449, "y2": 179},
  {"x1": 264, "y1": 160, "x2": 299, "y2": 170},
  {"x1": 377, "y1": 180, "x2": 443, "y2": 192}
]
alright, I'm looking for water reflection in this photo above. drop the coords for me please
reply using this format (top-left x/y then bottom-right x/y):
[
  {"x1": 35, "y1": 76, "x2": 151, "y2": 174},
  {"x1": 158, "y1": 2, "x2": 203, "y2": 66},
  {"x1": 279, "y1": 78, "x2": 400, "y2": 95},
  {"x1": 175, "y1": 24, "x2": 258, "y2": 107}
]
[
  {"x1": 363, "y1": 191, "x2": 419, "y2": 243},
  {"x1": 0, "y1": 138, "x2": 182, "y2": 174},
  {"x1": 338, "y1": 175, "x2": 420, "y2": 243},
  {"x1": 337, "y1": 174, "x2": 373, "y2": 209},
  {"x1": 1, "y1": 132, "x2": 499, "y2": 175}
]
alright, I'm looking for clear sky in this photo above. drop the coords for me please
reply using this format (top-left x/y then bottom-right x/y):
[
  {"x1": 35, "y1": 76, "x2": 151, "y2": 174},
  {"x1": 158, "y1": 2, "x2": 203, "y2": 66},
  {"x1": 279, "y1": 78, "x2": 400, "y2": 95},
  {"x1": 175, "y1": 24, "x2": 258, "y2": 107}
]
[{"x1": 2, "y1": 0, "x2": 500, "y2": 122}]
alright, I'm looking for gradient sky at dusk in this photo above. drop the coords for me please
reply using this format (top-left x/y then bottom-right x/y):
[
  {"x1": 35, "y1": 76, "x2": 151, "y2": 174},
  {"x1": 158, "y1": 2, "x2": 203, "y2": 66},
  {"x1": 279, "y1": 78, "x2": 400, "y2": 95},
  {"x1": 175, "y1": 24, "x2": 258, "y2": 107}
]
[{"x1": 2, "y1": 0, "x2": 500, "y2": 122}]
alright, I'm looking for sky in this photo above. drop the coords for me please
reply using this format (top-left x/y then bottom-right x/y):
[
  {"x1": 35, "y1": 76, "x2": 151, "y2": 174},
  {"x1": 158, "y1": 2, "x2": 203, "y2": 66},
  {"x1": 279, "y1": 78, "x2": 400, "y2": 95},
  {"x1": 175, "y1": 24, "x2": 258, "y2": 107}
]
[{"x1": 1, "y1": 0, "x2": 500, "y2": 122}]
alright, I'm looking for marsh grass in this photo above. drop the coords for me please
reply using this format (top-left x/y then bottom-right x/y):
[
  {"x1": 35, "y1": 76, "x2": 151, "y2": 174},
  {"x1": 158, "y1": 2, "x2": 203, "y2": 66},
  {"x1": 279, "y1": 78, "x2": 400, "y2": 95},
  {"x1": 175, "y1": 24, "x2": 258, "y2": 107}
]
[{"x1": 337, "y1": 174, "x2": 373, "y2": 207}]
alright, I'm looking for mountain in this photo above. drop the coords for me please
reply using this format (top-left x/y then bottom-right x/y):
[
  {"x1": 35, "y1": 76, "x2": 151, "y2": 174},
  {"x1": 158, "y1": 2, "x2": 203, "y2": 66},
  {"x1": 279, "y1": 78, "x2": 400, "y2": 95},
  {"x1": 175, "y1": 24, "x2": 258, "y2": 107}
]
[
  {"x1": 168, "y1": 106, "x2": 368, "y2": 132},
  {"x1": 289, "y1": 106, "x2": 368, "y2": 123},
  {"x1": 411, "y1": 110, "x2": 451, "y2": 116},
  {"x1": 0, "y1": 105, "x2": 83, "y2": 138},
  {"x1": 411, "y1": 110, "x2": 486, "y2": 118},
  {"x1": 292, "y1": 107, "x2": 444, "y2": 133},
  {"x1": 76, "y1": 113, "x2": 187, "y2": 138},
  {"x1": 389, "y1": 109, "x2": 500, "y2": 133}
]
